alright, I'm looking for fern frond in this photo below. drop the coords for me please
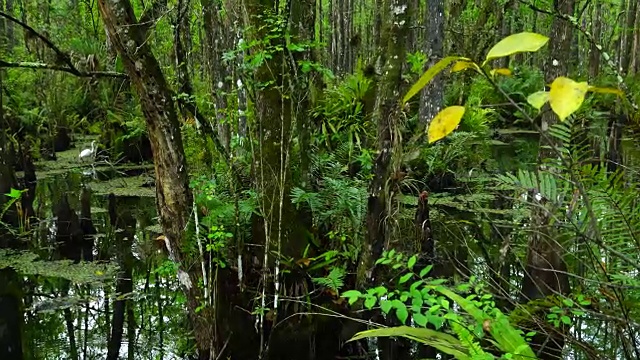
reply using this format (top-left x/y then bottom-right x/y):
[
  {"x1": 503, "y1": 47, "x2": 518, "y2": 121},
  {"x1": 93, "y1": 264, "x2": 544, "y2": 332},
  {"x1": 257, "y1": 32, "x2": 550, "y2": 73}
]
[
  {"x1": 312, "y1": 267, "x2": 346, "y2": 292},
  {"x1": 450, "y1": 321, "x2": 492, "y2": 359}
]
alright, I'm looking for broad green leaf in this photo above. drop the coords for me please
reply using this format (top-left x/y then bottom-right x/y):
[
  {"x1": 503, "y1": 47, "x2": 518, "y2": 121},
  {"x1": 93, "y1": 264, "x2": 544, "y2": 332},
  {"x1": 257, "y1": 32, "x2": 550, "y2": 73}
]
[
  {"x1": 403, "y1": 56, "x2": 469, "y2": 103},
  {"x1": 407, "y1": 255, "x2": 417, "y2": 270},
  {"x1": 428, "y1": 106, "x2": 466, "y2": 143},
  {"x1": 373, "y1": 286, "x2": 387, "y2": 297},
  {"x1": 380, "y1": 300, "x2": 393, "y2": 314},
  {"x1": 419, "y1": 265, "x2": 433, "y2": 278},
  {"x1": 410, "y1": 280, "x2": 424, "y2": 292},
  {"x1": 392, "y1": 299, "x2": 406, "y2": 310},
  {"x1": 473, "y1": 323, "x2": 485, "y2": 338},
  {"x1": 349, "y1": 326, "x2": 470, "y2": 360},
  {"x1": 429, "y1": 278, "x2": 447, "y2": 285},
  {"x1": 483, "y1": 32, "x2": 549, "y2": 66},
  {"x1": 411, "y1": 289, "x2": 423, "y2": 307},
  {"x1": 364, "y1": 295, "x2": 377, "y2": 309},
  {"x1": 549, "y1": 76, "x2": 589, "y2": 121},
  {"x1": 413, "y1": 312, "x2": 428, "y2": 327},
  {"x1": 396, "y1": 304, "x2": 409, "y2": 324},
  {"x1": 6, "y1": 188, "x2": 23, "y2": 199},
  {"x1": 399, "y1": 273, "x2": 414, "y2": 284},
  {"x1": 527, "y1": 91, "x2": 549, "y2": 110},
  {"x1": 441, "y1": 299, "x2": 450, "y2": 310},
  {"x1": 341, "y1": 290, "x2": 362, "y2": 299},
  {"x1": 427, "y1": 314, "x2": 445, "y2": 329}
]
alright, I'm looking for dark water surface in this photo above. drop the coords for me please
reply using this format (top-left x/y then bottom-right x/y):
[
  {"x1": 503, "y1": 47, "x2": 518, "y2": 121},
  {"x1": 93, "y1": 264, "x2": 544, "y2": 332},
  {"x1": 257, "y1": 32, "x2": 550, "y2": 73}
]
[{"x1": 8, "y1": 149, "x2": 193, "y2": 360}]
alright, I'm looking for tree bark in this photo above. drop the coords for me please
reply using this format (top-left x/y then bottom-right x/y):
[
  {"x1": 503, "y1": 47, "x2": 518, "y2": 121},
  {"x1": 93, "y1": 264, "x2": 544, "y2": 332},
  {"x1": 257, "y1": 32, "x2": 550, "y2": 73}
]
[
  {"x1": 201, "y1": 0, "x2": 232, "y2": 150},
  {"x1": 0, "y1": 0, "x2": 5, "y2": 50},
  {"x1": 356, "y1": 3, "x2": 410, "y2": 357},
  {"x1": 243, "y1": 2, "x2": 311, "y2": 357},
  {"x1": 418, "y1": 0, "x2": 445, "y2": 124},
  {"x1": 622, "y1": 0, "x2": 638, "y2": 74},
  {"x1": 4, "y1": 0, "x2": 12, "y2": 48},
  {"x1": 588, "y1": 0, "x2": 602, "y2": 79},
  {"x1": 357, "y1": 0, "x2": 409, "y2": 293},
  {"x1": 96, "y1": 1, "x2": 212, "y2": 357}
]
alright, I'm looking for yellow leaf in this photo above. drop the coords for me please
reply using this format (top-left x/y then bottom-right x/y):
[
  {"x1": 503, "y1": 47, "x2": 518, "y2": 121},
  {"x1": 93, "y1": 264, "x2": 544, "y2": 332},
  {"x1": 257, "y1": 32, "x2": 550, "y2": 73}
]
[
  {"x1": 527, "y1": 91, "x2": 549, "y2": 110},
  {"x1": 95, "y1": 271, "x2": 104, "y2": 276},
  {"x1": 549, "y1": 77, "x2": 589, "y2": 121},
  {"x1": 451, "y1": 60, "x2": 479, "y2": 73},
  {"x1": 428, "y1": 106, "x2": 466, "y2": 144},
  {"x1": 587, "y1": 86, "x2": 624, "y2": 96},
  {"x1": 483, "y1": 32, "x2": 549, "y2": 66},
  {"x1": 403, "y1": 56, "x2": 470, "y2": 103},
  {"x1": 490, "y1": 68, "x2": 512, "y2": 77}
]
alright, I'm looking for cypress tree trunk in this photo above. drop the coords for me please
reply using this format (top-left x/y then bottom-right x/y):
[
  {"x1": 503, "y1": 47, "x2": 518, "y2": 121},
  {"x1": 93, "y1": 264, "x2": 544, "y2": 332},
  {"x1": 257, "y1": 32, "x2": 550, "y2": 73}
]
[
  {"x1": 419, "y1": 0, "x2": 445, "y2": 124},
  {"x1": 243, "y1": 2, "x2": 311, "y2": 357},
  {"x1": 96, "y1": 1, "x2": 212, "y2": 357},
  {"x1": 356, "y1": 2, "x2": 410, "y2": 357}
]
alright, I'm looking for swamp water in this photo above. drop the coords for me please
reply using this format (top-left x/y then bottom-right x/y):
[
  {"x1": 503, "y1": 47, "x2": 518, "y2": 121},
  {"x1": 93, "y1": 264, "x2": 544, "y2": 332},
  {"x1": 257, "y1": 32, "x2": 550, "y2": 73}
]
[{"x1": 10, "y1": 144, "x2": 193, "y2": 359}]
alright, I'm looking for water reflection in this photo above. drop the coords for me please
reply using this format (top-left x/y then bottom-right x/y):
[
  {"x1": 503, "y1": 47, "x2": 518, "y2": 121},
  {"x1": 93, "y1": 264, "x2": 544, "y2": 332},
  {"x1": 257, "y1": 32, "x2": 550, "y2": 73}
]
[{"x1": 16, "y1": 162, "x2": 189, "y2": 360}]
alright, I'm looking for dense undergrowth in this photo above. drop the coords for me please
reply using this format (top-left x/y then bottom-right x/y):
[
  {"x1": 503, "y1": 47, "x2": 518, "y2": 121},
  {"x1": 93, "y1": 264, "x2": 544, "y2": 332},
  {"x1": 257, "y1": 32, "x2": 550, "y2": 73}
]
[{"x1": 3, "y1": 1, "x2": 640, "y2": 359}]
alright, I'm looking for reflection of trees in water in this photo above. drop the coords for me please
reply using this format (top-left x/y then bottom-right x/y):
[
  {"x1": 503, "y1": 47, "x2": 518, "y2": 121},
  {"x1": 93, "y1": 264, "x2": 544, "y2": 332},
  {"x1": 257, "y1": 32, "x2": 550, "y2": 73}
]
[{"x1": 0, "y1": 154, "x2": 176, "y2": 359}]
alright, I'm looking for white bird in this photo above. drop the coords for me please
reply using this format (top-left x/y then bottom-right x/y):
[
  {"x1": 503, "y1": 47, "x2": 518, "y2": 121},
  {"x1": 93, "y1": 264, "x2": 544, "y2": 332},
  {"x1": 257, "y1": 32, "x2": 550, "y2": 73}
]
[{"x1": 79, "y1": 141, "x2": 96, "y2": 162}]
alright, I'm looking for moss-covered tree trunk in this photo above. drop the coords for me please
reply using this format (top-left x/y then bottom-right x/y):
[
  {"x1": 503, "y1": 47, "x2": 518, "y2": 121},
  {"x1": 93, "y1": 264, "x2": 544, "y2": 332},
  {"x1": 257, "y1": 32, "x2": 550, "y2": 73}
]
[
  {"x1": 201, "y1": 0, "x2": 233, "y2": 150},
  {"x1": 96, "y1": 1, "x2": 212, "y2": 358},
  {"x1": 290, "y1": 0, "x2": 317, "y2": 186},
  {"x1": 588, "y1": 0, "x2": 602, "y2": 79},
  {"x1": 244, "y1": 1, "x2": 313, "y2": 357},
  {"x1": 419, "y1": 0, "x2": 445, "y2": 124},
  {"x1": 622, "y1": 0, "x2": 638, "y2": 74},
  {"x1": 356, "y1": 0, "x2": 408, "y2": 296},
  {"x1": 355, "y1": 0, "x2": 409, "y2": 358}
]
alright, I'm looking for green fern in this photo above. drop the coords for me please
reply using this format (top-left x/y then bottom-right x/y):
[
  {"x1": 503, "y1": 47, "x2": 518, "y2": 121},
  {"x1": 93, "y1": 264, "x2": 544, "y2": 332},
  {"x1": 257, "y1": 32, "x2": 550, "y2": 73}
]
[
  {"x1": 495, "y1": 169, "x2": 563, "y2": 205},
  {"x1": 312, "y1": 267, "x2": 346, "y2": 293},
  {"x1": 450, "y1": 322, "x2": 492, "y2": 360}
]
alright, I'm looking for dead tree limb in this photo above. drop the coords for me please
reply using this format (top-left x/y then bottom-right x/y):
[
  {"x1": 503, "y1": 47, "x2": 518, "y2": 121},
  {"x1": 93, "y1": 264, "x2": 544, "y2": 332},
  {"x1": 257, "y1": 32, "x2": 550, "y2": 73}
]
[{"x1": 0, "y1": 60, "x2": 127, "y2": 78}]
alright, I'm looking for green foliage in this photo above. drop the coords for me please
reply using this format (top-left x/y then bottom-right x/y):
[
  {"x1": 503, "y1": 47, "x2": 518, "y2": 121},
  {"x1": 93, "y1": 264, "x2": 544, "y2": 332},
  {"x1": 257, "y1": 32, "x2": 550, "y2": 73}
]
[
  {"x1": 350, "y1": 326, "x2": 471, "y2": 359},
  {"x1": 312, "y1": 266, "x2": 346, "y2": 293},
  {"x1": 312, "y1": 72, "x2": 373, "y2": 160},
  {"x1": 205, "y1": 225, "x2": 234, "y2": 268},
  {"x1": 344, "y1": 253, "x2": 536, "y2": 359},
  {"x1": 291, "y1": 155, "x2": 368, "y2": 262},
  {"x1": 153, "y1": 260, "x2": 180, "y2": 277}
]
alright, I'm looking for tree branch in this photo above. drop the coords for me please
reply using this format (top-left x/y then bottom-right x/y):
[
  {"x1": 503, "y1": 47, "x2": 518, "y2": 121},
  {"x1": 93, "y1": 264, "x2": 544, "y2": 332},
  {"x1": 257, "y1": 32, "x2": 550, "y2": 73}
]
[
  {"x1": 0, "y1": 10, "x2": 80, "y2": 75},
  {"x1": 138, "y1": 0, "x2": 169, "y2": 35},
  {"x1": 0, "y1": 60, "x2": 127, "y2": 78}
]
